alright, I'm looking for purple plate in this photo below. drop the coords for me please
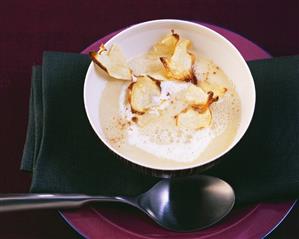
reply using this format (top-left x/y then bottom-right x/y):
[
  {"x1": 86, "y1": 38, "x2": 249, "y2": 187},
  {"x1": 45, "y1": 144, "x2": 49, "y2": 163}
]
[{"x1": 61, "y1": 22, "x2": 296, "y2": 239}]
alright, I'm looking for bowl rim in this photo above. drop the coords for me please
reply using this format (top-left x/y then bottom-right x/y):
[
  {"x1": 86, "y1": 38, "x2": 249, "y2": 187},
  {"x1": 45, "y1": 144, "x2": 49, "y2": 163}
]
[{"x1": 83, "y1": 19, "x2": 256, "y2": 171}]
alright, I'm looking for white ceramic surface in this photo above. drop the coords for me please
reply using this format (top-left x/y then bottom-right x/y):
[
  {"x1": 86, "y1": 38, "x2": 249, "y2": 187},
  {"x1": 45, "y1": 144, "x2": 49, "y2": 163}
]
[{"x1": 83, "y1": 19, "x2": 255, "y2": 170}]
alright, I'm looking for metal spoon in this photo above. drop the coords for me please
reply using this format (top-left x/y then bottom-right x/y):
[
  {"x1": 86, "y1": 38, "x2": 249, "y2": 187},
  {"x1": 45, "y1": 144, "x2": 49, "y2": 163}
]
[{"x1": 0, "y1": 175, "x2": 234, "y2": 232}]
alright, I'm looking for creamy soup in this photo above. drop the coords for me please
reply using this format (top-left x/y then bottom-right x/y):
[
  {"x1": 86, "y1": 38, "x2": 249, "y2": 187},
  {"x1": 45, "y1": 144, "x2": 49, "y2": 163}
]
[{"x1": 98, "y1": 54, "x2": 241, "y2": 169}]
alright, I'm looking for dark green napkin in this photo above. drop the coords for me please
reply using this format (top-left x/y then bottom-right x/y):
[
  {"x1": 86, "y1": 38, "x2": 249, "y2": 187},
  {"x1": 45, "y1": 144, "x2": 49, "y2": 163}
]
[{"x1": 21, "y1": 52, "x2": 299, "y2": 206}]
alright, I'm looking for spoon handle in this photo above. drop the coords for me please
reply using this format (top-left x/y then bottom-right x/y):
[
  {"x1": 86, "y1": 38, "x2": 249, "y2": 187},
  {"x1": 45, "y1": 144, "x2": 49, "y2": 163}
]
[{"x1": 0, "y1": 194, "x2": 119, "y2": 212}]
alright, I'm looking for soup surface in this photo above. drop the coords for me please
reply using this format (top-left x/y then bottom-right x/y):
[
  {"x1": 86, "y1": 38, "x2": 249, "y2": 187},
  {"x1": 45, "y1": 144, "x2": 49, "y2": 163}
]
[{"x1": 99, "y1": 54, "x2": 241, "y2": 169}]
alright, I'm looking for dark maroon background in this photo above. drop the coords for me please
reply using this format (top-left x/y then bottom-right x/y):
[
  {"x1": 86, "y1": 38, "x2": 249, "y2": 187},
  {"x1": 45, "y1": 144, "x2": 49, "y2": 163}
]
[{"x1": 0, "y1": 0, "x2": 298, "y2": 238}]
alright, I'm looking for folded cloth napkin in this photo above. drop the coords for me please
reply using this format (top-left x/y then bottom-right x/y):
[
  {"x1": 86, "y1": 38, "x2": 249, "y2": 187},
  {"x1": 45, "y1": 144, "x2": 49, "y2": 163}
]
[{"x1": 21, "y1": 52, "x2": 299, "y2": 206}]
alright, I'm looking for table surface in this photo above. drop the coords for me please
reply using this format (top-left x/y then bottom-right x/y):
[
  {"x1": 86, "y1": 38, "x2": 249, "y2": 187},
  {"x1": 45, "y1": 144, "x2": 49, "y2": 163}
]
[{"x1": 0, "y1": 1, "x2": 298, "y2": 238}]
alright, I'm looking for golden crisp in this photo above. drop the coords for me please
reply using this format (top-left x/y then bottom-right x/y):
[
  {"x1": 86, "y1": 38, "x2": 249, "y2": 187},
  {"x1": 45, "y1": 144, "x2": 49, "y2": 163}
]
[
  {"x1": 89, "y1": 44, "x2": 132, "y2": 80},
  {"x1": 160, "y1": 39, "x2": 195, "y2": 82},
  {"x1": 176, "y1": 108, "x2": 211, "y2": 130},
  {"x1": 128, "y1": 76, "x2": 161, "y2": 113},
  {"x1": 148, "y1": 30, "x2": 179, "y2": 58}
]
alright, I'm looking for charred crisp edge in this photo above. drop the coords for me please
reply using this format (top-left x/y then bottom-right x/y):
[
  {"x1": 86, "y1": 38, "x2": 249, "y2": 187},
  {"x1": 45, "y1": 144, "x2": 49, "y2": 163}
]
[
  {"x1": 151, "y1": 77, "x2": 162, "y2": 91},
  {"x1": 184, "y1": 71, "x2": 197, "y2": 84},
  {"x1": 132, "y1": 109, "x2": 145, "y2": 115},
  {"x1": 171, "y1": 29, "x2": 180, "y2": 41},
  {"x1": 207, "y1": 91, "x2": 219, "y2": 104},
  {"x1": 146, "y1": 74, "x2": 162, "y2": 90},
  {"x1": 89, "y1": 44, "x2": 108, "y2": 71},
  {"x1": 191, "y1": 65, "x2": 200, "y2": 84},
  {"x1": 191, "y1": 91, "x2": 219, "y2": 113},
  {"x1": 160, "y1": 57, "x2": 169, "y2": 71},
  {"x1": 127, "y1": 82, "x2": 144, "y2": 115},
  {"x1": 89, "y1": 51, "x2": 108, "y2": 73},
  {"x1": 190, "y1": 74, "x2": 197, "y2": 85}
]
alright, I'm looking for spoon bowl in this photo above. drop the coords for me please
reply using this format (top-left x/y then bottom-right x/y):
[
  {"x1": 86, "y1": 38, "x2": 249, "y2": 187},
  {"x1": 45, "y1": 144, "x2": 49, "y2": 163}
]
[
  {"x1": 137, "y1": 175, "x2": 235, "y2": 231},
  {"x1": 0, "y1": 175, "x2": 234, "y2": 232}
]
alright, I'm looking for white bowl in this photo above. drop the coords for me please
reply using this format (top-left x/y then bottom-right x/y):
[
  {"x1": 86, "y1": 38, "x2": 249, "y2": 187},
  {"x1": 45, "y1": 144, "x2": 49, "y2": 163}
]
[{"x1": 84, "y1": 19, "x2": 255, "y2": 171}]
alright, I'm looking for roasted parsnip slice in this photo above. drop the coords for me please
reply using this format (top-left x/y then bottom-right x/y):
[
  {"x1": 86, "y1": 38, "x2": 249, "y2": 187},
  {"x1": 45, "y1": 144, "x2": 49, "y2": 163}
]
[
  {"x1": 89, "y1": 44, "x2": 132, "y2": 80},
  {"x1": 160, "y1": 39, "x2": 195, "y2": 81},
  {"x1": 192, "y1": 91, "x2": 219, "y2": 113},
  {"x1": 176, "y1": 108, "x2": 212, "y2": 130},
  {"x1": 183, "y1": 84, "x2": 209, "y2": 105},
  {"x1": 128, "y1": 76, "x2": 161, "y2": 113},
  {"x1": 148, "y1": 30, "x2": 179, "y2": 58},
  {"x1": 147, "y1": 71, "x2": 169, "y2": 81},
  {"x1": 198, "y1": 80, "x2": 227, "y2": 98}
]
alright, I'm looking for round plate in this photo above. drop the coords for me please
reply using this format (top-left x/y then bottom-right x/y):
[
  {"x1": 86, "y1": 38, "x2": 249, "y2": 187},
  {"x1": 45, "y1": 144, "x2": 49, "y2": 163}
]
[{"x1": 60, "y1": 22, "x2": 296, "y2": 239}]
